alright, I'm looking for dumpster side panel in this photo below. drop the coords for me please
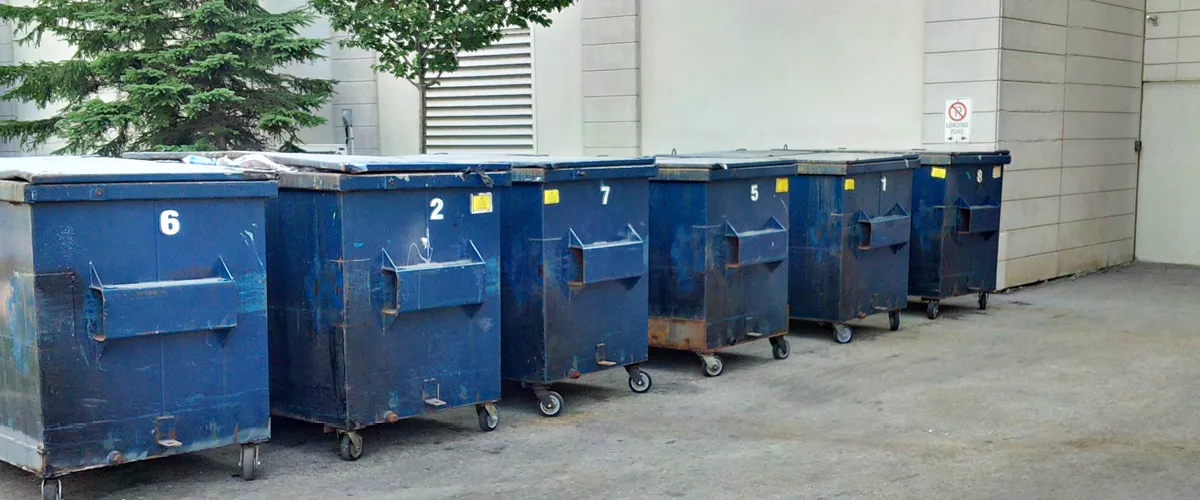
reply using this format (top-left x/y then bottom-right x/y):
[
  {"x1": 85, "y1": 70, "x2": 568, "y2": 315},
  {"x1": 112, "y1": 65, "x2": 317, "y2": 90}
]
[
  {"x1": 788, "y1": 175, "x2": 845, "y2": 321},
  {"x1": 909, "y1": 167, "x2": 948, "y2": 297},
  {"x1": 841, "y1": 170, "x2": 913, "y2": 317},
  {"x1": 267, "y1": 190, "x2": 351, "y2": 426},
  {"x1": 342, "y1": 187, "x2": 502, "y2": 428},
  {"x1": 0, "y1": 201, "x2": 44, "y2": 474},
  {"x1": 500, "y1": 183, "x2": 549, "y2": 383},
  {"x1": 540, "y1": 178, "x2": 650, "y2": 381},
  {"x1": 938, "y1": 164, "x2": 1002, "y2": 296},
  {"x1": 32, "y1": 197, "x2": 271, "y2": 477},
  {"x1": 648, "y1": 182, "x2": 710, "y2": 351},
  {"x1": 703, "y1": 177, "x2": 789, "y2": 347}
]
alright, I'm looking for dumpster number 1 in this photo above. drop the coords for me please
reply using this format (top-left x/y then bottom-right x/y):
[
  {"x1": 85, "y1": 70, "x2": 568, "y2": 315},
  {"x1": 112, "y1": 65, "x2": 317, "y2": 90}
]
[
  {"x1": 881, "y1": 176, "x2": 887, "y2": 192},
  {"x1": 750, "y1": 184, "x2": 759, "y2": 201},
  {"x1": 600, "y1": 185, "x2": 611, "y2": 205},
  {"x1": 160, "y1": 210, "x2": 180, "y2": 236},
  {"x1": 430, "y1": 198, "x2": 445, "y2": 220}
]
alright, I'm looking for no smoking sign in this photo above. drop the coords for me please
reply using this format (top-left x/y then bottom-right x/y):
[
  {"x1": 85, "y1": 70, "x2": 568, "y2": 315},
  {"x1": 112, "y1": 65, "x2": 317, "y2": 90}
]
[{"x1": 944, "y1": 98, "x2": 972, "y2": 143}]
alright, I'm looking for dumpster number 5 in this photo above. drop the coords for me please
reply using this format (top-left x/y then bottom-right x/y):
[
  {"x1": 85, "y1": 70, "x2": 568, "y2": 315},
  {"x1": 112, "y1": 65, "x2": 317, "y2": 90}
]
[
  {"x1": 600, "y1": 185, "x2": 611, "y2": 205},
  {"x1": 429, "y1": 198, "x2": 445, "y2": 220},
  {"x1": 159, "y1": 210, "x2": 180, "y2": 236},
  {"x1": 750, "y1": 184, "x2": 759, "y2": 201}
]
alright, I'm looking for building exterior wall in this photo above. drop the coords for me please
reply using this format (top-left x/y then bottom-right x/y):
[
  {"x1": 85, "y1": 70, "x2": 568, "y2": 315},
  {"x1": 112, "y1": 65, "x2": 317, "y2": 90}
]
[
  {"x1": 1137, "y1": 0, "x2": 1200, "y2": 264},
  {"x1": 0, "y1": 0, "x2": 1156, "y2": 284}
]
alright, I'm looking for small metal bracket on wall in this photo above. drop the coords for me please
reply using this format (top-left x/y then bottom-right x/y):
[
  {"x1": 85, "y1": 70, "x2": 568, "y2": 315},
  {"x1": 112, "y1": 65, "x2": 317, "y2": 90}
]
[{"x1": 1147, "y1": 14, "x2": 1159, "y2": 27}]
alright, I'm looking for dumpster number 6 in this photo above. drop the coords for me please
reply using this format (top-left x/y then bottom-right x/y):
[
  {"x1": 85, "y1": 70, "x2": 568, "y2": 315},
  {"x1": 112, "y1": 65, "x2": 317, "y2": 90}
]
[
  {"x1": 429, "y1": 198, "x2": 445, "y2": 221},
  {"x1": 600, "y1": 185, "x2": 611, "y2": 205},
  {"x1": 750, "y1": 184, "x2": 759, "y2": 201},
  {"x1": 159, "y1": 210, "x2": 180, "y2": 236}
]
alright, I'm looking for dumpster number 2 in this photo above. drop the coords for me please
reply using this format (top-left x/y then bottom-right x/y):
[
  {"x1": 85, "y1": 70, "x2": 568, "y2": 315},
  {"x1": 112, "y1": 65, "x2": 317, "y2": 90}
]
[
  {"x1": 601, "y1": 185, "x2": 611, "y2": 205},
  {"x1": 750, "y1": 184, "x2": 759, "y2": 201},
  {"x1": 160, "y1": 210, "x2": 180, "y2": 236},
  {"x1": 429, "y1": 198, "x2": 445, "y2": 220}
]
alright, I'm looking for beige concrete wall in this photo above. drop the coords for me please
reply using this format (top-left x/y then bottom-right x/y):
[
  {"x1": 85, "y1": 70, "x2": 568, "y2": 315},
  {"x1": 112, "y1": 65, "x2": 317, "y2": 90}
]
[
  {"x1": 1138, "y1": 1, "x2": 1200, "y2": 264},
  {"x1": 639, "y1": 0, "x2": 926, "y2": 155}
]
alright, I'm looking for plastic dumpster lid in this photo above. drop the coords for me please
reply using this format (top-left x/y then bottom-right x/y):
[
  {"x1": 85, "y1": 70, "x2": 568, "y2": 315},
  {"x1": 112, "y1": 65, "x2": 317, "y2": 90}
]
[
  {"x1": 653, "y1": 155, "x2": 799, "y2": 170},
  {"x1": 0, "y1": 156, "x2": 275, "y2": 184},
  {"x1": 426, "y1": 153, "x2": 655, "y2": 169}
]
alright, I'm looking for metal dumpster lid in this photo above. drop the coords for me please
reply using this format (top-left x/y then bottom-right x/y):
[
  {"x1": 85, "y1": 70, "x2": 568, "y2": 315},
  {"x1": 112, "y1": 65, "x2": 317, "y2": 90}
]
[
  {"x1": 653, "y1": 156, "x2": 799, "y2": 169},
  {"x1": 427, "y1": 154, "x2": 655, "y2": 169},
  {"x1": 0, "y1": 156, "x2": 275, "y2": 184},
  {"x1": 707, "y1": 149, "x2": 920, "y2": 165},
  {"x1": 234, "y1": 152, "x2": 512, "y2": 174}
]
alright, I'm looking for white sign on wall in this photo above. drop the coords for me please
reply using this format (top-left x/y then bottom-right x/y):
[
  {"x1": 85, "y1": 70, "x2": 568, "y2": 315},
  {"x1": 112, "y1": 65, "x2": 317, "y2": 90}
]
[{"x1": 944, "y1": 98, "x2": 972, "y2": 143}]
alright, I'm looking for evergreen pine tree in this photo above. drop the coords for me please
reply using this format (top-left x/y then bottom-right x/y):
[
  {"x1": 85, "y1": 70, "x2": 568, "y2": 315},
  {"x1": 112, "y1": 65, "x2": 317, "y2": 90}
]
[{"x1": 0, "y1": 0, "x2": 334, "y2": 155}]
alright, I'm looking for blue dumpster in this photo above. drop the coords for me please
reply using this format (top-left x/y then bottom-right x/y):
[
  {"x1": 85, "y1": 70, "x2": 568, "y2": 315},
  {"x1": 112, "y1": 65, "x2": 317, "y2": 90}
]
[
  {"x1": 648, "y1": 157, "x2": 795, "y2": 377},
  {"x1": 496, "y1": 155, "x2": 657, "y2": 417},
  {"x1": 126, "y1": 151, "x2": 510, "y2": 462},
  {"x1": 689, "y1": 150, "x2": 919, "y2": 343},
  {"x1": 0, "y1": 157, "x2": 276, "y2": 498},
  {"x1": 909, "y1": 151, "x2": 1010, "y2": 319}
]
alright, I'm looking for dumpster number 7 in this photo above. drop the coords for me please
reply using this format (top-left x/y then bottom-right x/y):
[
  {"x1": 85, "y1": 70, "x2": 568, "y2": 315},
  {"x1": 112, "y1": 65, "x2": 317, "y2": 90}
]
[
  {"x1": 429, "y1": 198, "x2": 445, "y2": 221},
  {"x1": 600, "y1": 185, "x2": 611, "y2": 205},
  {"x1": 750, "y1": 184, "x2": 759, "y2": 201},
  {"x1": 159, "y1": 210, "x2": 180, "y2": 236}
]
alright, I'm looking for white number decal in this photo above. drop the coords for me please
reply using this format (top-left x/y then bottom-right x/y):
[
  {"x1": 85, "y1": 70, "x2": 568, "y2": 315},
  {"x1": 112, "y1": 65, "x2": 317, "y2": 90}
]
[
  {"x1": 429, "y1": 198, "x2": 445, "y2": 220},
  {"x1": 881, "y1": 176, "x2": 888, "y2": 192},
  {"x1": 159, "y1": 210, "x2": 180, "y2": 236},
  {"x1": 600, "y1": 185, "x2": 611, "y2": 205},
  {"x1": 976, "y1": 169, "x2": 983, "y2": 183},
  {"x1": 750, "y1": 184, "x2": 760, "y2": 201}
]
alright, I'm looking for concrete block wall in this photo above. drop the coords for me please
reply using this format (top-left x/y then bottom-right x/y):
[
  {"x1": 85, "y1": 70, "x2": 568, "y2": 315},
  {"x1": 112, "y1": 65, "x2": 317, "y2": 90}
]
[
  {"x1": 581, "y1": 0, "x2": 640, "y2": 156},
  {"x1": 1144, "y1": 0, "x2": 1200, "y2": 79},
  {"x1": 924, "y1": 0, "x2": 1141, "y2": 289},
  {"x1": 999, "y1": 0, "x2": 1141, "y2": 287}
]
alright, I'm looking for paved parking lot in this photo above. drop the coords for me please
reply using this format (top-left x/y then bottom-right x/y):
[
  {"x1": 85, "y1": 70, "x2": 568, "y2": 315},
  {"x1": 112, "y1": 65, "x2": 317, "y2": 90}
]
[{"x1": 3, "y1": 263, "x2": 1199, "y2": 499}]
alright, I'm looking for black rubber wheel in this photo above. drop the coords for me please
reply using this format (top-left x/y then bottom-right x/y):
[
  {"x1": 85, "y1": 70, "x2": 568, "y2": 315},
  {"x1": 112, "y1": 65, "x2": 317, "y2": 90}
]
[
  {"x1": 628, "y1": 370, "x2": 652, "y2": 393},
  {"x1": 339, "y1": 432, "x2": 363, "y2": 461},
  {"x1": 41, "y1": 479, "x2": 61, "y2": 500},
  {"x1": 537, "y1": 391, "x2": 564, "y2": 417},
  {"x1": 476, "y1": 404, "x2": 499, "y2": 431},
  {"x1": 240, "y1": 445, "x2": 259, "y2": 481},
  {"x1": 701, "y1": 356, "x2": 724, "y2": 377},
  {"x1": 771, "y1": 338, "x2": 791, "y2": 360},
  {"x1": 889, "y1": 310, "x2": 901, "y2": 331},
  {"x1": 979, "y1": 292, "x2": 989, "y2": 311},
  {"x1": 926, "y1": 301, "x2": 940, "y2": 320},
  {"x1": 833, "y1": 324, "x2": 852, "y2": 344}
]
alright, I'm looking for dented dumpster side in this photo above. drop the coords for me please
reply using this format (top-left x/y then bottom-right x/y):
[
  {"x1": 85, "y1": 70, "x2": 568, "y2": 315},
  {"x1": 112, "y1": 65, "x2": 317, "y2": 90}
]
[
  {"x1": 500, "y1": 162, "x2": 654, "y2": 385},
  {"x1": 909, "y1": 152, "x2": 1009, "y2": 300},
  {"x1": 266, "y1": 169, "x2": 506, "y2": 431},
  {"x1": 648, "y1": 165, "x2": 791, "y2": 353},
  {"x1": 0, "y1": 170, "x2": 275, "y2": 479}
]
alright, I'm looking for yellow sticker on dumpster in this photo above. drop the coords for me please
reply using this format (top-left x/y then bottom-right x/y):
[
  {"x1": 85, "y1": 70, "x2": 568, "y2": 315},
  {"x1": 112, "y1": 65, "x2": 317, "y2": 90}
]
[
  {"x1": 776, "y1": 177, "x2": 789, "y2": 193},
  {"x1": 543, "y1": 189, "x2": 560, "y2": 205},
  {"x1": 931, "y1": 167, "x2": 947, "y2": 179},
  {"x1": 843, "y1": 179, "x2": 855, "y2": 191},
  {"x1": 470, "y1": 192, "x2": 493, "y2": 214},
  {"x1": 993, "y1": 166, "x2": 1002, "y2": 179}
]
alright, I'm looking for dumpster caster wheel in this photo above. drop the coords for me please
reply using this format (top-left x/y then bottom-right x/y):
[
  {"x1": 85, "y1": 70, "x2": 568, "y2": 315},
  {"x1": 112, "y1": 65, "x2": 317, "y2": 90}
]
[
  {"x1": 338, "y1": 431, "x2": 363, "y2": 461},
  {"x1": 979, "y1": 292, "x2": 989, "y2": 311},
  {"x1": 833, "y1": 324, "x2": 852, "y2": 344},
  {"x1": 889, "y1": 310, "x2": 901, "y2": 331},
  {"x1": 537, "y1": 391, "x2": 564, "y2": 417},
  {"x1": 41, "y1": 479, "x2": 61, "y2": 500},
  {"x1": 239, "y1": 444, "x2": 261, "y2": 481},
  {"x1": 926, "y1": 301, "x2": 940, "y2": 320},
  {"x1": 701, "y1": 355, "x2": 724, "y2": 377},
  {"x1": 628, "y1": 370, "x2": 652, "y2": 393},
  {"x1": 476, "y1": 403, "x2": 499, "y2": 432},
  {"x1": 771, "y1": 338, "x2": 791, "y2": 360}
]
